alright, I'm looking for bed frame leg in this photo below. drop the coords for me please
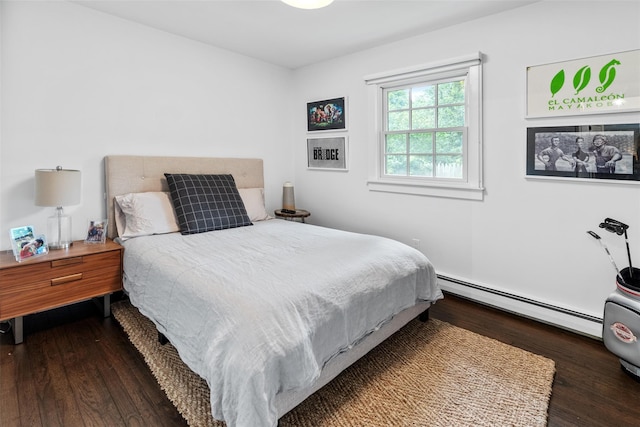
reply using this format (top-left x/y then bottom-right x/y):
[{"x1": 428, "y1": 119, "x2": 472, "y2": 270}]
[
  {"x1": 419, "y1": 309, "x2": 430, "y2": 322},
  {"x1": 158, "y1": 332, "x2": 169, "y2": 345}
]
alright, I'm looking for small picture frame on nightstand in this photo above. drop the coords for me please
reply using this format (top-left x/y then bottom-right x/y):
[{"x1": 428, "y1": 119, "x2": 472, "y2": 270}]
[
  {"x1": 9, "y1": 225, "x2": 49, "y2": 262},
  {"x1": 85, "y1": 219, "x2": 107, "y2": 244}
]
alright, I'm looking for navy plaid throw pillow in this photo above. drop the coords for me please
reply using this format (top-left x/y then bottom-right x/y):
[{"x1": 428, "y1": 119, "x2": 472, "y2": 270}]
[{"x1": 164, "y1": 173, "x2": 252, "y2": 235}]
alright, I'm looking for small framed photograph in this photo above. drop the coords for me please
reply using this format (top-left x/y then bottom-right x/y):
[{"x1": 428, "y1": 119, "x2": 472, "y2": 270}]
[
  {"x1": 307, "y1": 97, "x2": 346, "y2": 132},
  {"x1": 9, "y1": 225, "x2": 49, "y2": 262},
  {"x1": 85, "y1": 219, "x2": 107, "y2": 244},
  {"x1": 307, "y1": 136, "x2": 348, "y2": 171},
  {"x1": 526, "y1": 123, "x2": 640, "y2": 182}
]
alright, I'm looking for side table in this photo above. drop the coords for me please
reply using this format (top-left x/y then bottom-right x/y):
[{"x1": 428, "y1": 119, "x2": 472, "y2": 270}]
[
  {"x1": 274, "y1": 209, "x2": 311, "y2": 223},
  {"x1": 0, "y1": 238, "x2": 123, "y2": 344}
]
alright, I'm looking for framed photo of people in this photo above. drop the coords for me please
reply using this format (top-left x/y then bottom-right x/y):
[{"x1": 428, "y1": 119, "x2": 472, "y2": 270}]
[
  {"x1": 526, "y1": 123, "x2": 640, "y2": 182},
  {"x1": 85, "y1": 219, "x2": 107, "y2": 244},
  {"x1": 9, "y1": 225, "x2": 49, "y2": 262},
  {"x1": 307, "y1": 97, "x2": 346, "y2": 132}
]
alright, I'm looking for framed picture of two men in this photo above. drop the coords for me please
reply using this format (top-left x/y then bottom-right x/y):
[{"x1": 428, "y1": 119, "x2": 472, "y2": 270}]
[{"x1": 526, "y1": 123, "x2": 640, "y2": 182}]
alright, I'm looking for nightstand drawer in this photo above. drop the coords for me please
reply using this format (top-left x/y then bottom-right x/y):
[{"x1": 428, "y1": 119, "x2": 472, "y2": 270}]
[
  {"x1": 0, "y1": 249, "x2": 122, "y2": 321},
  {"x1": 0, "y1": 251, "x2": 121, "y2": 294}
]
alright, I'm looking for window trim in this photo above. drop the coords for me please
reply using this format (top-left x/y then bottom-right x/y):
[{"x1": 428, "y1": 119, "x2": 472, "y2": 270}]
[{"x1": 365, "y1": 52, "x2": 484, "y2": 201}]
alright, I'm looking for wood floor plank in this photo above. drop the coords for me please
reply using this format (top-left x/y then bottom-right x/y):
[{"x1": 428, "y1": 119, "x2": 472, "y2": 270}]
[
  {"x1": 31, "y1": 314, "x2": 86, "y2": 427},
  {"x1": 56, "y1": 315, "x2": 123, "y2": 427},
  {"x1": 90, "y1": 339, "x2": 149, "y2": 426},
  {"x1": 11, "y1": 343, "x2": 43, "y2": 427},
  {"x1": 42, "y1": 322, "x2": 85, "y2": 426},
  {"x1": 0, "y1": 335, "x2": 21, "y2": 426},
  {"x1": 89, "y1": 315, "x2": 186, "y2": 427},
  {"x1": 99, "y1": 315, "x2": 188, "y2": 425}
]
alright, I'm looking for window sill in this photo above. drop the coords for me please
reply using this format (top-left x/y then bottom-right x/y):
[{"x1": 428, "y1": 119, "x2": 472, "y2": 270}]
[{"x1": 367, "y1": 178, "x2": 484, "y2": 201}]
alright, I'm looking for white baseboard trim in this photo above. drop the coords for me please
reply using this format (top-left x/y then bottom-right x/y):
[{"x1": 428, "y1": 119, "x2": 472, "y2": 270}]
[{"x1": 438, "y1": 274, "x2": 604, "y2": 339}]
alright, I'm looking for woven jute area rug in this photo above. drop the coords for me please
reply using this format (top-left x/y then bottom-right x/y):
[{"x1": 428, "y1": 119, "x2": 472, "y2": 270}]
[{"x1": 112, "y1": 300, "x2": 555, "y2": 427}]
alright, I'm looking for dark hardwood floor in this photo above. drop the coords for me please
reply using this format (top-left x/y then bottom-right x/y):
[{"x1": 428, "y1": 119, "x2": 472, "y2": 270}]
[
  {"x1": 1, "y1": 292, "x2": 639, "y2": 426},
  {"x1": 0, "y1": 294, "x2": 187, "y2": 427}
]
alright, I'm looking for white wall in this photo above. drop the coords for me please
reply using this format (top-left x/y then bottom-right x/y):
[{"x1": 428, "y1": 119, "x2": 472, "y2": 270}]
[
  {"x1": 292, "y1": 1, "x2": 640, "y2": 336},
  {"x1": 0, "y1": 0, "x2": 294, "y2": 249},
  {"x1": 2, "y1": 0, "x2": 639, "y2": 337}
]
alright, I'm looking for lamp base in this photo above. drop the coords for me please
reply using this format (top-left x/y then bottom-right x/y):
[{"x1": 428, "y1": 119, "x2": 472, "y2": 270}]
[
  {"x1": 47, "y1": 208, "x2": 73, "y2": 250},
  {"x1": 49, "y1": 241, "x2": 73, "y2": 250}
]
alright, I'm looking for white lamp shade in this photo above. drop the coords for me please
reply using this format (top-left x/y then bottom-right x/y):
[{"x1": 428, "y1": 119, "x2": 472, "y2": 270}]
[{"x1": 35, "y1": 168, "x2": 81, "y2": 207}]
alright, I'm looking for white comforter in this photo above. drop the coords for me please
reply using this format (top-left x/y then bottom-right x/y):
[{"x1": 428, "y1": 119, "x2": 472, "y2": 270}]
[{"x1": 121, "y1": 219, "x2": 441, "y2": 427}]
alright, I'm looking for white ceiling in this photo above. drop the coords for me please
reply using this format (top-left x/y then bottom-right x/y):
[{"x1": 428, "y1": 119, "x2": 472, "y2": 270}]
[{"x1": 73, "y1": 0, "x2": 540, "y2": 69}]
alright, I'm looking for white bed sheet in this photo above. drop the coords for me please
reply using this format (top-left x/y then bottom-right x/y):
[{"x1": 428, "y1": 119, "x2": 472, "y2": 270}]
[{"x1": 121, "y1": 219, "x2": 442, "y2": 427}]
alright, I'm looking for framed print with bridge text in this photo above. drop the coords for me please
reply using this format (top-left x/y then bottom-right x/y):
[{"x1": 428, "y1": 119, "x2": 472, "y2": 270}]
[{"x1": 307, "y1": 136, "x2": 348, "y2": 171}]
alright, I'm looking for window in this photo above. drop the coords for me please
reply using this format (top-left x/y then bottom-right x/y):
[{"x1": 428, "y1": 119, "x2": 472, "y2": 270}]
[
  {"x1": 365, "y1": 53, "x2": 484, "y2": 200},
  {"x1": 384, "y1": 79, "x2": 466, "y2": 178}
]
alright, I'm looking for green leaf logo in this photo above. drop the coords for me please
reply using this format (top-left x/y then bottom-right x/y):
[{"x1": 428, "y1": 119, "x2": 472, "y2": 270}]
[
  {"x1": 597, "y1": 59, "x2": 621, "y2": 93},
  {"x1": 573, "y1": 66, "x2": 591, "y2": 95},
  {"x1": 550, "y1": 70, "x2": 565, "y2": 97}
]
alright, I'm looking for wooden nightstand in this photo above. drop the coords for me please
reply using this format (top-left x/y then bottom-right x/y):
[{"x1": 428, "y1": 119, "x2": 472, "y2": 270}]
[
  {"x1": 274, "y1": 209, "x2": 311, "y2": 223},
  {"x1": 0, "y1": 239, "x2": 123, "y2": 344}
]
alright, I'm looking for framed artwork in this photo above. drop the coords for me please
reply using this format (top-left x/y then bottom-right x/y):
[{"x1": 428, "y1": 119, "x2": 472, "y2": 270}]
[
  {"x1": 307, "y1": 136, "x2": 348, "y2": 170},
  {"x1": 85, "y1": 219, "x2": 107, "y2": 244},
  {"x1": 307, "y1": 97, "x2": 346, "y2": 132},
  {"x1": 9, "y1": 225, "x2": 49, "y2": 262},
  {"x1": 526, "y1": 123, "x2": 640, "y2": 182},
  {"x1": 526, "y1": 49, "x2": 640, "y2": 118}
]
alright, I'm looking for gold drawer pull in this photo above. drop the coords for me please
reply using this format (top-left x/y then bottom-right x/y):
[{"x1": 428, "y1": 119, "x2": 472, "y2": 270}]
[
  {"x1": 51, "y1": 273, "x2": 83, "y2": 286},
  {"x1": 51, "y1": 257, "x2": 83, "y2": 267}
]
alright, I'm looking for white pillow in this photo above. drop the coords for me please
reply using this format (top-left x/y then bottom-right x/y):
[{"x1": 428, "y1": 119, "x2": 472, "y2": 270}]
[
  {"x1": 238, "y1": 188, "x2": 272, "y2": 222},
  {"x1": 114, "y1": 192, "x2": 180, "y2": 240}
]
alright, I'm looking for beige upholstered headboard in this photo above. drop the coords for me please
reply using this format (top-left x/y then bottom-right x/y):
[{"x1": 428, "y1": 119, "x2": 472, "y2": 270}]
[{"x1": 104, "y1": 155, "x2": 264, "y2": 239}]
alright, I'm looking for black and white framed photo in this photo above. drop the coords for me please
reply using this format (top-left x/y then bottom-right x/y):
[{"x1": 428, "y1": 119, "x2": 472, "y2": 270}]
[
  {"x1": 526, "y1": 123, "x2": 640, "y2": 182},
  {"x1": 307, "y1": 136, "x2": 348, "y2": 171},
  {"x1": 85, "y1": 219, "x2": 107, "y2": 244},
  {"x1": 307, "y1": 97, "x2": 346, "y2": 132}
]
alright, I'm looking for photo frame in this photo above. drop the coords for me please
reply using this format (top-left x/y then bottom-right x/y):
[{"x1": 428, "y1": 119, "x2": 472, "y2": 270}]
[
  {"x1": 307, "y1": 97, "x2": 346, "y2": 132},
  {"x1": 85, "y1": 219, "x2": 107, "y2": 244},
  {"x1": 9, "y1": 225, "x2": 49, "y2": 262},
  {"x1": 307, "y1": 136, "x2": 348, "y2": 171},
  {"x1": 526, "y1": 50, "x2": 640, "y2": 118},
  {"x1": 526, "y1": 123, "x2": 640, "y2": 182}
]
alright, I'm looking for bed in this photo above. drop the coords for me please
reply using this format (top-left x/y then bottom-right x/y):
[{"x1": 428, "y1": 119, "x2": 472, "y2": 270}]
[{"x1": 104, "y1": 155, "x2": 442, "y2": 427}]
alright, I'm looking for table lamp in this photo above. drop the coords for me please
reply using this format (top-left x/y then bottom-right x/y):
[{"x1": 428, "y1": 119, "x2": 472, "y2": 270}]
[
  {"x1": 35, "y1": 166, "x2": 81, "y2": 249},
  {"x1": 283, "y1": 182, "x2": 296, "y2": 211}
]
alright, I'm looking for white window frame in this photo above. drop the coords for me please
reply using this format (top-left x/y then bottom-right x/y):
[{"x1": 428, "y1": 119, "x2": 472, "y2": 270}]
[{"x1": 365, "y1": 53, "x2": 484, "y2": 200}]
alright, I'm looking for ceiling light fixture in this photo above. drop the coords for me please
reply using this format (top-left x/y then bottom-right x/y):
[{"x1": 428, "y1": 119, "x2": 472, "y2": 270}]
[{"x1": 281, "y1": 0, "x2": 334, "y2": 10}]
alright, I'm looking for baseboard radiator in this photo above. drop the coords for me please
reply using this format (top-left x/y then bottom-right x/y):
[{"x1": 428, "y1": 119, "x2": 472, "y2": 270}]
[{"x1": 437, "y1": 274, "x2": 604, "y2": 339}]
